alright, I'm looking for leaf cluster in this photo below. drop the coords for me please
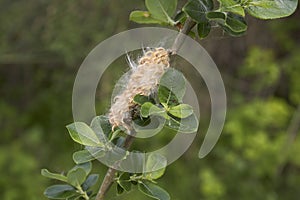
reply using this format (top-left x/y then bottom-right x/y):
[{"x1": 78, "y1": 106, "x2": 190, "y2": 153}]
[{"x1": 130, "y1": 0, "x2": 298, "y2": 38}]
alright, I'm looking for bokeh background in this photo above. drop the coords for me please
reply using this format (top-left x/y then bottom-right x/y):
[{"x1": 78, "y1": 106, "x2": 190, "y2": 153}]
[{"x1": 1, "y1": 0, "x2": 300, "y2": 199}]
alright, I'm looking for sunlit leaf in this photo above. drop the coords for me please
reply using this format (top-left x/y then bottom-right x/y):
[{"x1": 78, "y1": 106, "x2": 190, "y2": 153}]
[
  {"x1": 168, "y1": 104, "x2": 194, "y2": 118},
  {"x1": 218, "y1": 0, "x2": 245, "y2": 16},
  {"x1": 41, "y1": 169, "x2": 67, "y2": 182},
  {"x1": 66, "y1": 122, "x2": 103, "y2": 147},
  {"x1": 73, "y1": 148, "x2": 105, "y2": 164},
  {"x1": 245, "y1": 0, "x2": 298, "y2": 19},
  {"x1": 67, "y1": 168, "x2": 86, "y2": 187},
  {"x1": 144, "y1": 153, "x2": 167, "y2": 180},
  {"x1": 130, "y1": 11, "x2": 166, "y2": 24},
  {"x1": 166, "y1": 113, "x2": 198, "y2": 133},
  {"x1": 138, "y1": 181, "x2": 170, "y2": 200},
  {"x1": 145, "y1": 0, "x2": 177, "y2": 24}
]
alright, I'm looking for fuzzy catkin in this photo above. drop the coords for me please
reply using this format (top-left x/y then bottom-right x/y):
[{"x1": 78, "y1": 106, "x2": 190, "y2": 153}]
[{"x1": 108, "y1": 47, "x2": 170, "y2": 131}]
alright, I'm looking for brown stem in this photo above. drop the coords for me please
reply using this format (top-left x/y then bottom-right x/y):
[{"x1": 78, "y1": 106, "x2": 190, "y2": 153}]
[
  {"x1": 171, "y1": 17, "x2": 196, "y2": 54},
  {"x1": 95, "y1": 132, "x2": 135, "y2": 200},
  {"x1": 95, "y1": 17, "x2": 196, "y2": 200}
]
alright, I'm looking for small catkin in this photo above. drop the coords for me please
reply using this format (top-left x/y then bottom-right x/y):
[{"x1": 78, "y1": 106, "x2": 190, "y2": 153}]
[{"x1": 108, "y1": 47, "x2": 170, "y2": 131}]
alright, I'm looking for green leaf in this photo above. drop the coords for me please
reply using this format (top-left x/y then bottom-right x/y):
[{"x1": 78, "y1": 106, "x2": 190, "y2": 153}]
[
  {"x1": 168, "y1": 104, "x2": 194, "y2": 118},
  {"x1": 44, "y1": 184, "x2": 76, "y2": 199},
  {"x1": 183, "y1": 0, "x2": 214, "y2": 23},
  {"x1": 166, "y1": 113, "x2": 199, "y2": 133},
  {"x1": 67, "y1": 168, "x2": 87, "y2": 187},
  {"x1": 82, "y1": 174, "x2": 99, "y2": 191},
  {"x1": 197, "y1": 21, "x2": 211, "y2": 39},
  {"x1": 245, "y1": 0, "x2": 298, "y2": 19},
  {"x1": 174, "y1": 11, "x2": 187, "y2": 23},
  {"x1": 66, "y1": 122, "x2": 102, "y2": 147},
  {"x1": 141, "y1": 102, "x2": 168, "y2": 119},
  {"x1": 41, "y1": 169, "x2": 67, "y2": 182},
  {"x1": 145, "y1": 0, "x2": 177, "y2": 24},
  {"x1": 158, "y1": 68, "x2": 186, "y2": 106},
  {"x1": 116, "y1": 183, "x2": 124, "y2": 195},
  {"x1": 218, "y1": 0, "x2": 245, "y2": 16},
  {"x1": 72, "y1": 162, "x2": 92, "y2": 175},
  {"x1": 144, "y1": 153, "x2": 167, "y2": 180},
  {"x1": 206, "y1": 11, "x2": 247, "y2": 35},
  {"x1": 138, "y1": 181, "x2": 170, "y2": 200},
  {"x1": 118, "y1": 173, "x2": 132, "y2": 192},
  {"x1": 90, "y1": 115, "x2": 111, "y2": 141},
  {"x1": 129, "y1": 11, "x2": 165, "y2": 24},
  {"x1": 134, "y1": 94, "x2": 154, "y2": 105},
  {"x1": 73, "y1": 149, "x2": 105, "y2": 164},
  {"x1": 133, "y1": 116, "x2": 165, "y2": 136}
]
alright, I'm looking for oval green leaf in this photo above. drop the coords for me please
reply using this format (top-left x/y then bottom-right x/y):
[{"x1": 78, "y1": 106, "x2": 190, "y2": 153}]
[
  {"x1": 129, "y1": 11, "x2": 166, "y2": 24},
  {"x1": 168, "y1": 104, "x2": 194, "y2": 118},
  {"x1": 144, "y1": 153, "x2": 167, "y2": 180},
  {"x1": 41, "y1": 169, "x2": 67, "y2": 182},
  {"x1": 245, "y1": 0, "x2": 298, "y2": 19},
  {"x1": 183, "y1": 0, "x2": 214, "y2": 23},
  {"x1": 158, "y1": 68, "x2": 186, "y2": 106},
  {"x1": 66, "y1": 122, "x2": 102, "y2": 147},
  {"x1": 44, "y1": 184, "x2": 76, "y2": 199},
  {"x1": 197, "y1": 21, "x2": 211, "y2": 39},
  {"x1": 145, "y1": 0, "x2": 177, "y2": 24},
  {"x1": 67, "y1": 168, "x2": 87, "y2": 187},
  {"x1": 73, "y1": 148, "x2": 105, "y2": 164},
  {"x1": 166, "y1": 113, "x2": 199, "y2": 133},
  {"x1": 138, "y1": 181, "x2": 170, "y2": 200},
  {"x1": 141, "y1": 102, "x2": 168, "y2": 119},
  {"x1": 82, "y1": 174, "x2": 99, "y2": 191},
  {"x1": 218, "y1": 0, "x2": 245, "y2": 16}
]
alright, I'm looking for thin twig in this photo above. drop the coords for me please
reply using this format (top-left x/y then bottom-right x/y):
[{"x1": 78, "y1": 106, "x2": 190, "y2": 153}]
[{"x1": 95, "y1": 17, "x2": 196, "y2": 200}]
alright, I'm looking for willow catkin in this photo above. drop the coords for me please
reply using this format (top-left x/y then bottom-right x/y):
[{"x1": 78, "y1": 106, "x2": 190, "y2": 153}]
[{"x1": 108, "y1": 47, "x2": 170, "y2": 131}]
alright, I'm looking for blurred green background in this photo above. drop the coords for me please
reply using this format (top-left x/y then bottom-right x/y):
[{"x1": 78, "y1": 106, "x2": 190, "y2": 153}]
[{"x1": 0, "y1": 0, "x2": 300, "y2": 199}]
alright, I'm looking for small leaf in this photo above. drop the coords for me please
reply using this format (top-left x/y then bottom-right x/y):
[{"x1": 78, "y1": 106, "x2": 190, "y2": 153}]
[
  {"x1": 183, "y1": 0, "x2": 214, "y2": 23},
  {"x1": 144, "y1": 153, "x2": 167, "y2": 180},
  {"x1": 145, "y1": 0, "x2": 177, "y2": 24},
  {"x1": 206, "y1": 11, "x2": 247, "y2": 35},
  {"x1": 82, "y1": 174, "x2": 99, "y2": 191},
  {"x1": 67, "y1": 168, "x2": 87, "y2": 187},
  {"x1": 41, "y1": 169, "x2": 67, "y2": 182},
  {"x1": 66, "y1": 122, "x2": 102, "y2": 147},
  {"x1": 166, "y1": 113, "x2": 199, "y2": 133},
  {"x1": 118, "y1": 173, "x2": 132, "y2": 192},
  {"x1": 133, "y1": 116, "x2": 165, "y2": 137},
  {"x1": 138, "y1": 181, "x2": 170, "y2": 200},
  {"x1": 44, "y1": 184, "x2": 76, "y2": 199},
  {"x1": 158, "y1": 68, "x2": 186, "y2": 106},
  {"x1": 168, "y1": 104, "x2": 194, "y2": 118},
  {"x1": 116, "y1": 183, "x2": 124, "y2": 195},
  {"x1": 129, "y1": 11, "x2": 165, "y2": 24},
  {"x1": 141, "y1": 102, "x2": 168, "y2": 119},
  {"x1": 197, "y1": 22, "x2": 211, "y2": 39},
  {"x1": 245, "y1": 0, "x2": 298, "y2": 19},
  {"x1": 72, "y1": 162, "x2": 92, "y2": 175},
  {"x1": 90, "y1": 115, "x2": 111, "y2": 142},
  {"x1": 134, "y1": 94, "x2": 154, "y2": 105},
  {"x1": 174, "y1": 11, "x2": 187, "y2": 23},
  {"x1": 73, "y1": 149, "x2": 105, "y2": 164},
  {"x1": 218, "y1": 0, "x2": 245, "y2": 16}
]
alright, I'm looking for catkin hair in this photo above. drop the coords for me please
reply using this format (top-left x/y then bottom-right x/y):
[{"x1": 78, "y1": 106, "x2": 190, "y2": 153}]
[{"x1": 108, "y1": 47, "x2": 170, "y2": 131}]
